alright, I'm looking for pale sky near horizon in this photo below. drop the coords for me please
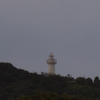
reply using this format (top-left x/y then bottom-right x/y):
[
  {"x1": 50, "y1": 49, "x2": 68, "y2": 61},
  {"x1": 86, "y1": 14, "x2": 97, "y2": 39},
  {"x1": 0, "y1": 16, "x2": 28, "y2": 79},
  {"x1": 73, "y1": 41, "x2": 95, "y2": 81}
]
[{"x1": 0, "y1": 0, "x2": 100, "y2": 79}]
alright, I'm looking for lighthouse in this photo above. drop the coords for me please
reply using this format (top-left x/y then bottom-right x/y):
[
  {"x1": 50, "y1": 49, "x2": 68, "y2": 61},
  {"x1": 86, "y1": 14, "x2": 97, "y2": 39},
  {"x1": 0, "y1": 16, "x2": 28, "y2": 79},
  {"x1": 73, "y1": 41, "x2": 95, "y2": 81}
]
[{"x1": 47, "y1": 53, "x2": 57, "y2": 75}]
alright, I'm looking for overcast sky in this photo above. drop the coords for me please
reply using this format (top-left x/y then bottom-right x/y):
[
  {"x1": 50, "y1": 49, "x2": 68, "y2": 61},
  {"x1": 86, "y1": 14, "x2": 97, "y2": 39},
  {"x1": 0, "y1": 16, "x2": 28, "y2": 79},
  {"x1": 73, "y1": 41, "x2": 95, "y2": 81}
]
[{"x1": 0, "y1": 0, "x2": 100, "y2": 79}]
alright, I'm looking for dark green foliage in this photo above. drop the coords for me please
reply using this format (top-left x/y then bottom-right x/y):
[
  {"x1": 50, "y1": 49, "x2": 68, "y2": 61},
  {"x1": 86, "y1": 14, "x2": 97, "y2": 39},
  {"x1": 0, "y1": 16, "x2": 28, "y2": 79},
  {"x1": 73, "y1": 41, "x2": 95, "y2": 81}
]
[
  {"x1": 0, "y1": 62, "x2": 99, "y2": 100},
  {"x1": 94, "y1": 76, "x2": 100, "y2": 88},
  {"x1": 17, "y1": 92, "x2": 93, "y2": 100},
  {"x1": 76, "y1": 77, "x2": 85, "y2": 85},
  {"x1": 85, "y1": 78, "x2": 93, "y2": 86}
]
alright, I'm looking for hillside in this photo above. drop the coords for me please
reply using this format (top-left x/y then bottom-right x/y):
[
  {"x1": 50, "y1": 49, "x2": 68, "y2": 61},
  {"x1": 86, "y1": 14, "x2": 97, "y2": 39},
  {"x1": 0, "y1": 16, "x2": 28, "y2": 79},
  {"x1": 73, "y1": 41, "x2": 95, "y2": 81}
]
[{"x1": 0, "y1": 62, "x2": 100, "y2": 100}]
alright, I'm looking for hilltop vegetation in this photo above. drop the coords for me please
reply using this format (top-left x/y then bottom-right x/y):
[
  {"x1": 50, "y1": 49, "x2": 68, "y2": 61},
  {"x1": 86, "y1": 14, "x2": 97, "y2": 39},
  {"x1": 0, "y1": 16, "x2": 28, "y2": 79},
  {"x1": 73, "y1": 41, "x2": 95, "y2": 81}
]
[{"x1": 0, "y1": 62, "x2": 100, "y2": 100}]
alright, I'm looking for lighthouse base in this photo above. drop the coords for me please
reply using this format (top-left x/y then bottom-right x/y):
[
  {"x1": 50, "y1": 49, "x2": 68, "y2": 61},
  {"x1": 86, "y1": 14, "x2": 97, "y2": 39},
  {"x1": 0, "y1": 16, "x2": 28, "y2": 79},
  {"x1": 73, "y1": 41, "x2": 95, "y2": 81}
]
[{"x1": 48, "y1": 64, "x2": 55, "y2": 75}]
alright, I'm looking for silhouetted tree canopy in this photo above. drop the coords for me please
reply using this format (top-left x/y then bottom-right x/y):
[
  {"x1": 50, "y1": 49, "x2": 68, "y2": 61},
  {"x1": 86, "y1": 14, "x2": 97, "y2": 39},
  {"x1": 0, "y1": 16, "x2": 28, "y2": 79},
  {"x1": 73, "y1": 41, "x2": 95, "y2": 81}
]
[{"x1": 0, "y1": 62, "x2": 100, "y2": 100}]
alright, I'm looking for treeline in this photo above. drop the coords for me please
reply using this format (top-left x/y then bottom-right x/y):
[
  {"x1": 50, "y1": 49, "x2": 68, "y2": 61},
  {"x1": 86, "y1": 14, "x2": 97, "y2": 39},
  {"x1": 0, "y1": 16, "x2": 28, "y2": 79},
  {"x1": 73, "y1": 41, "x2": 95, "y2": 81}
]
[
  {"x1": 17, "y1": 91, "x2": 93, "y2": 100},
  {"x1": 0, "y1": 62, "x2": 100, "y2": 100}
]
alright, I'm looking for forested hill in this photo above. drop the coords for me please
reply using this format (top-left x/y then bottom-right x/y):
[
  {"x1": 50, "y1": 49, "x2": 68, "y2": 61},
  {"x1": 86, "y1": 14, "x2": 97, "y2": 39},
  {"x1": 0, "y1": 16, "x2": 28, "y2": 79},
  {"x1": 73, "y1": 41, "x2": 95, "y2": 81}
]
[{"x1": 0, "y1": 62, "x2": 100, "y2": 100}]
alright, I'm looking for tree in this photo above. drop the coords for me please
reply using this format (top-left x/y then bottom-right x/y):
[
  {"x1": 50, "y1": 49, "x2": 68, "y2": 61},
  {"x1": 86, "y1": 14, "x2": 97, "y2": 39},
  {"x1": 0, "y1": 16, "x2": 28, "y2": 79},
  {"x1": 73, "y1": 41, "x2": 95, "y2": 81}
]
[
  {"x1": 94, "y1": 76, "x2": 100, "y2": 88},
  {"x1": 94, "y1": 76, "x2": 99, "y2": 84},
  {"x1": 76, "y1": 77, "x2": 85, "y2": 85},
  {"x1": 85, "y1": 78, "x2": 93, "y2": 86}
]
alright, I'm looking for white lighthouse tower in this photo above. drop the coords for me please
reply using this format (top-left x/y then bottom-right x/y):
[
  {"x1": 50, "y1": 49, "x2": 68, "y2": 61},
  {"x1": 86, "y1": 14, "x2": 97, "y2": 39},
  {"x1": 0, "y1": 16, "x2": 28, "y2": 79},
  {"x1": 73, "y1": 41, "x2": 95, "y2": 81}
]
[{"x1": 47, "y1": 53, "x2": 57, "y2": 75}]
